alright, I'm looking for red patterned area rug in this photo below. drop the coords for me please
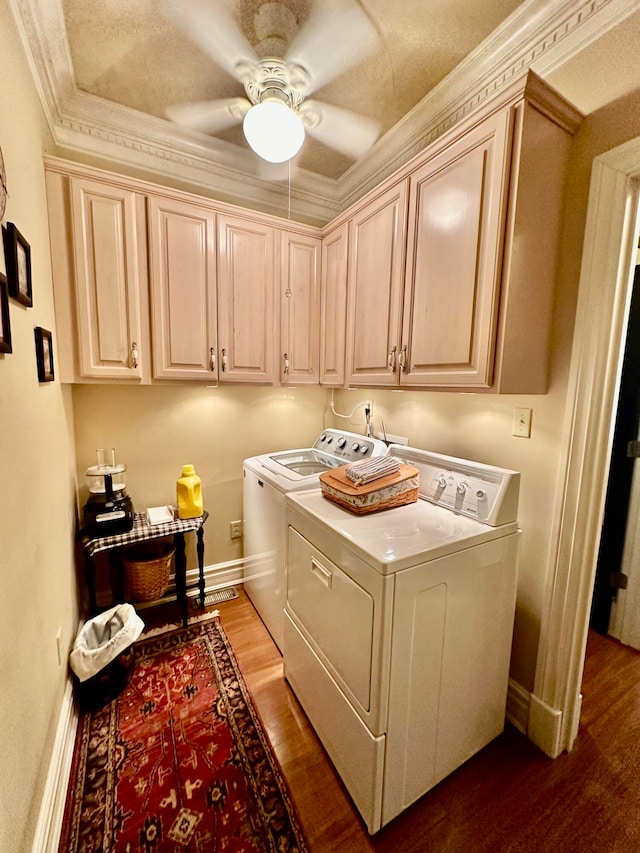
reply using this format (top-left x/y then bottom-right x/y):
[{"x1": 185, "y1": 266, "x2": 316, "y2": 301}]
[{"x1": 59, "y1": 618, "x2": 308, "y2": 852}]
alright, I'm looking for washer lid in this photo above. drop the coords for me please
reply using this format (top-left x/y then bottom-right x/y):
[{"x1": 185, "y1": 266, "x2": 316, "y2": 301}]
[
  {"x1": 243, "y1": 430, "x2": 388, "y2": 492},
  {"x1": 267, "y1": 448, "x2": 343, "y2": 475},
  {"x1": 287, "y1": 489, "x2": 518, "y2": 574}
]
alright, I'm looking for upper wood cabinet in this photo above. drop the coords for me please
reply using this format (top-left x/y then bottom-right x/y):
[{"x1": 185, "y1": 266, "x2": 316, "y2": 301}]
[
  {"x1": 147, "y1": 195, "x2": 217, "y2": 381},
  {"x1": 340, "y1": 73, "x2": 579, "y2": 393},
  {"x1": 45, "y1": 72, "x2": 578, "y2": 392},
  {"x1": 320, "y1": 222, "x2": 348, "y2": 386},
  {"x1": 401, "y1": 109, "x2": 510, "y2": 387},
  {"x1": 46, "y1": 162, "x2": 311, "y2": 387},
  {"x1": 344, "y1": 114, "x2": 507, "y2": 390},
  {"x1": 46, "y1": 173, "x2": 150, "y2": 382},
  {"x1": 280, "y1": 231, "x2": 321, "y2": 385},
  {"x1": 344, "y1": 180, "x2": 409, "y2": 386},
  {"x1": 217, "y1": 214, "x2": 277, "y2": 384}
]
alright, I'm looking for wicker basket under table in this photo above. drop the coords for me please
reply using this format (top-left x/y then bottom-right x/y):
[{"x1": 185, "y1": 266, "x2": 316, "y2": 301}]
[
  {"x1": 319, "y1": 463, "x2": 420, "y2": 515},
  {"x1": 123, "y1": 540, "x2": 175, "y2": 602}
]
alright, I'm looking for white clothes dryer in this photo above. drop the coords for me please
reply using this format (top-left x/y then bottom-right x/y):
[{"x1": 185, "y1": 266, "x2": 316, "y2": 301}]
[
  {"x1": 284, "y1": 445, "x2": 521, "y2": 833},
  {"x1": 243, "y1": 429, "x2": 387, "y2": 650}
]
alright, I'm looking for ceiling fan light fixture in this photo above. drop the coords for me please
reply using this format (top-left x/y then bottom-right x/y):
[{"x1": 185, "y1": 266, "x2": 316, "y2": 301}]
[{"x1": 243, "y1": 99, "x2": 305, "y2": 163}]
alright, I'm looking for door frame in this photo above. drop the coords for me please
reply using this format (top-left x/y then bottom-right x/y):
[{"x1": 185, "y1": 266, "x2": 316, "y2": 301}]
[{"x1": 528, "y1": 138, "x2": 640, "y2": 758}]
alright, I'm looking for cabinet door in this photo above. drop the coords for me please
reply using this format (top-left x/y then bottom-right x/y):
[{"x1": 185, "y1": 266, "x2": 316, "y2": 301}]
[
  {"x1": 70, "y1": 178, "x2": 147, "y2": 379},
  {"x1": 320, "y1": 222, "x2": 348, "y2": 386},
  {"x1": 147, "y1": 196, "x2": 217, "y2": 380},
  {"x1": 217, "y1": 214, "x2": 277, "y2": 384},
  {"x1": 401, "y1": 110, "x2": 510, "y2": 387},
  {"x1": 345, "y1": 180, "x2": 408, "y2": 386},
  {"x1": 280, "y1": 231, "x2": 321, "y2": 384}
]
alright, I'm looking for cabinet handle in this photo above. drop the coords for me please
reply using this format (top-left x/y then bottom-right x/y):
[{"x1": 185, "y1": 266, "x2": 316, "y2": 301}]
[
  {"x1": 209, "y1": 347, "x2": 216, "y2": 372},
  {"x1": 388, "y1": 345, "x2": 397, "y2": 371},
  {"x1": 398, "y1": 344, "x2": 408, "y2": 373},
  {"x1": 221, "y1": 348, "x2": 228, "y2": 372},
  {"x1": 283, "y1": 353, "x2": 289, "y2": 374},
  {"x1": 130, "y1": 341, "x2": 138, "y2": 369}
]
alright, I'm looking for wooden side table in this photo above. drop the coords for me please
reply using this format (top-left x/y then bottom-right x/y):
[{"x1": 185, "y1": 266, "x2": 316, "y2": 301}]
[{"x1": 81, "y1": 510, "x2": 208, "y2": 627}]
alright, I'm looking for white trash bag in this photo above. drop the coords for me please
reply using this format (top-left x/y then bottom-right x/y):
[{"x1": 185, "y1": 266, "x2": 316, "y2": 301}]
[{"x1": 70, "y1": 603, "x2": 144, "y2": 682}]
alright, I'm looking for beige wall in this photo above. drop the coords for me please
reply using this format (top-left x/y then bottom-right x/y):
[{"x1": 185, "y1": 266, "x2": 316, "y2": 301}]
[
  {"x1": 0, "y1": 3, "x2": 79, "y2": 851},
  {"x1": 71, "y1": 384, "x2": 331, "y2": 566}
]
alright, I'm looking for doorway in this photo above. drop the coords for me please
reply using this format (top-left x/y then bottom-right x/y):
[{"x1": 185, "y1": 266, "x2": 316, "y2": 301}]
[
  {"x1": 529, "y1": 147, "x2": 640, "y2": 758},
  {"x1": 591, "y1": 262, "x2": 640, "y2": 635}
]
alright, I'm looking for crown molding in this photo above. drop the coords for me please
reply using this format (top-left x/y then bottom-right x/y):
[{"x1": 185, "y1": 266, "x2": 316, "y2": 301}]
[
  {"x1": 336, "y1": 0, "x2": 634, "y2": 208},
  {"x1": 9, "y1": 0, "x2": 637, "y2": 225}
]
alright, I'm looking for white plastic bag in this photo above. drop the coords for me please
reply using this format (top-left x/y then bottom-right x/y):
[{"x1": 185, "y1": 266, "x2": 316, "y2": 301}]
[{"x1": 70, "y1": 603, "x2": 144, "y2": 682}]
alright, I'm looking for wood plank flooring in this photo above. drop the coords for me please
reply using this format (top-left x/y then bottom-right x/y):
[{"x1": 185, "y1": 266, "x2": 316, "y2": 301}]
[{"x1": 133, "y1": 591, "x2": 640, "y2": 851}]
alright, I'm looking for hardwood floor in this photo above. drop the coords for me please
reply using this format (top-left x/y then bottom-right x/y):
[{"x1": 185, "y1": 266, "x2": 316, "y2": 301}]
[{"x1": 137, "y1": 591, "x2": 640, "y2": 851}]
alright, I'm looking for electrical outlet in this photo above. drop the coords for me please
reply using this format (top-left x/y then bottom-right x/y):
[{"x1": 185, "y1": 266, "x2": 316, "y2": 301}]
[
  {"x1": 513, "y1": 407, "x2": 532, "y2": 438},
  {"x1": 230, "y1": 520, "x2": 243, "y2": 539},
  {"x1": 55, "y1": 626, "x2": 63, "y2": 667}
]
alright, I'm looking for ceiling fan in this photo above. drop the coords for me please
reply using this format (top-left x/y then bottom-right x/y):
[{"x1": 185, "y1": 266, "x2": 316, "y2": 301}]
[{"x1": 161, "y1": 0, "x2": 381, "y2": 164}]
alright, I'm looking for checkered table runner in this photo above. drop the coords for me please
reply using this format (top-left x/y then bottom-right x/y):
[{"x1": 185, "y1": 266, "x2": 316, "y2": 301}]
[{"x1": 82, "y1": 510, "x2": 208, "y2": 557}]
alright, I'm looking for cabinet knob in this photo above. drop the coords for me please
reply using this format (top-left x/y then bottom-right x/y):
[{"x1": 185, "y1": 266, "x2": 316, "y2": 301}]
[
  {"x1": 283, "y1": 353, "x2": 289, "y2": 374},
  {"x1": 388, "y1": 345, "x2": 397, "y2": 371},
  {"x1": 209, "y1": 347, "x2": 216, "y2": 372},
  {"x1": 221, "y1": 348, "x2": 228, "y2": 372},
  {"x1": 130, "y1": 341, "x2": 138, "y2": 369}
]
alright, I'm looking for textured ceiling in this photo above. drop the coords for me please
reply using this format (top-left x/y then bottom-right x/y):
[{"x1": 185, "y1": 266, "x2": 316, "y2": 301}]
[
  {"x1": 12, "y1": 0, "x2": 640, "y2": 224},
  {"x1": 60, "y1": 0, "x2": 524, "y2": 180}
]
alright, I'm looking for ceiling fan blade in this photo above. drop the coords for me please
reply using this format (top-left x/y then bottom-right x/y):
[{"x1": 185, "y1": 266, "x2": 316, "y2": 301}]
[
  {"x1": 166, "y1": 97, "x2": 250, "y2": 134},
  {"x1": 301, "y1": 100, "x2": 380, "y2": 160},
  {"x1": 161, "y1": 0, "x2": 256, "y2": 82},
  {"x1": 286, "y1": 0, "x2": 379, "y2": 94}
]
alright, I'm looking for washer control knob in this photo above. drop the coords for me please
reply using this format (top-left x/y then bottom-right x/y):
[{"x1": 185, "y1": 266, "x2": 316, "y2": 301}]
[
  {"x1": 351, "y1": 442, "x2": 360, "y2": 452},
  {"x1": 319, "y1": 433, "x2": 327, "y2": 442},
  {"x1": 456, "y1": 482, "x2": 468, "y2": 494},
  {"x1": 360, "y1": 446, "x2": 369, "y2": 454},
  {"x1": 337, "y1": 437, "x2": 347, "y2": 448},
  {"x1": 476, "y1": 489, "x2": 487, "y2": 500},
  {"x1": 437, "y1": 476, "x2": 448, "y2": 489}
]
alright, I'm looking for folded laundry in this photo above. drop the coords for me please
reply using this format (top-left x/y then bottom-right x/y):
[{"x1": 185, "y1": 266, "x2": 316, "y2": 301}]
[{"x1": 346, "y1": 455, "x2": 401, "y2": 486}]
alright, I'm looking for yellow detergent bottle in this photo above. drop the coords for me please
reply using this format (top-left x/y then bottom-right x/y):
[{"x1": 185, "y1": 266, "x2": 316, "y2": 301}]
[{"x1": 176, "y1": 464, "x2": 203, "y2": 519}]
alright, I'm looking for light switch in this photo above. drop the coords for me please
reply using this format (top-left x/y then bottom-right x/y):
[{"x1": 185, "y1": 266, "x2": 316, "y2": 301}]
[{"x1": 513, "y1": 407, "x2": 532, "y2": 438}]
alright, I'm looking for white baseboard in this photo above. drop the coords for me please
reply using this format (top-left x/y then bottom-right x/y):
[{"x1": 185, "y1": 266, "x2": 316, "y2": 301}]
[
  {"x1": 31, "y1": 678, "x2": 78, "y2": 853},
  {"x1": 506, "y1": 677, "x2": 530, "y2": 735},
  {"x1": 527, "y1": 692, "x2": 563, "y2": 758},
  {"x1": 506, "y1": 681, "x2": 566, "y2": 759},
  {"x1": 186, "y1": 559, "x2": 246, "y2": 594}
]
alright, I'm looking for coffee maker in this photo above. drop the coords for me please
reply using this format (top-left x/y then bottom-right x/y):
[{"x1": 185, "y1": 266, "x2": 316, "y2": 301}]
[{"x1": 83, "y1": 448, "x2": 134, "y2": 537}]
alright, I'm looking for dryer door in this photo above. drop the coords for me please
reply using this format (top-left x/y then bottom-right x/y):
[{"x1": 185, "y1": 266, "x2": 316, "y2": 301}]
[{"x1": 286, "y1": 526, "x2": 392, "y2": 733}]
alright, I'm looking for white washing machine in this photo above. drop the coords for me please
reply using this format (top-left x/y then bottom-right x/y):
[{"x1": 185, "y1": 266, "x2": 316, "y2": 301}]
[
  {"x1": 283, "y1": 445, "x2": 521, "y2": 833},
  {"x1": 243, "y1": 429, "x2": 387, "y2": 651}
]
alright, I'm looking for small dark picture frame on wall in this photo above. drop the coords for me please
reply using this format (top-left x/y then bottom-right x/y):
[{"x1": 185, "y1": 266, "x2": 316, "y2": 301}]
[
  {"x1": 0, "y1": 271, "x2": 12, "y2": 354},
  {"x1": 3, "y1": 222, "x2": 32, "y2": 307},
  {"x1": 34, "y1": 326, "x2": 54, "y2": 382}
]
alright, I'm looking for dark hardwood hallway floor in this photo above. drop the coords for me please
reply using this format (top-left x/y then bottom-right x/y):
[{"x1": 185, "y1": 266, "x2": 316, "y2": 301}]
[{"x1": 133, "y1": 590, "x2": 640, "y2": 852}]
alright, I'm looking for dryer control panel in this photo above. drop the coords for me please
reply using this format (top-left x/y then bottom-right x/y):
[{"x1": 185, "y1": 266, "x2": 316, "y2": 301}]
[{"x1": 389, "y1": 445, "x2": 520, "y2": 527}]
